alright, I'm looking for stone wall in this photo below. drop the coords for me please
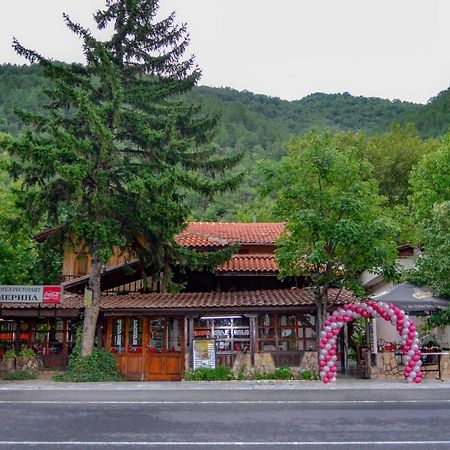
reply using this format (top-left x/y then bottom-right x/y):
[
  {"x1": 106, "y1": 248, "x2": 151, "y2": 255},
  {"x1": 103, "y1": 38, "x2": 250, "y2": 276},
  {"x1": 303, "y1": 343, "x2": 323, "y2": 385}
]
[
  {"x1": 368, "y1": 351, "x2": 450, "y2": 381},
  {"x1": 231, "y1": 351, "x2": 319, "y2": 378}
]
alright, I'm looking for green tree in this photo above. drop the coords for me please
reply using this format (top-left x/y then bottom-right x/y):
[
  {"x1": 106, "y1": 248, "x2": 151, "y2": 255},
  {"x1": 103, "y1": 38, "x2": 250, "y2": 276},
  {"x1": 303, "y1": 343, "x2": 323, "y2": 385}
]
[
  {"x1": 409, "y1": 135, "x2": 450, "y2": 296},
  {"x1": 261, "y1": 132, "x2": 399, "y2": 334},
  {"x1": 0, "y1": 134, "x2": 62, "y2": 284},
  {"x1": 8, "y1": 0, "x2": 240, "y2": 357}
]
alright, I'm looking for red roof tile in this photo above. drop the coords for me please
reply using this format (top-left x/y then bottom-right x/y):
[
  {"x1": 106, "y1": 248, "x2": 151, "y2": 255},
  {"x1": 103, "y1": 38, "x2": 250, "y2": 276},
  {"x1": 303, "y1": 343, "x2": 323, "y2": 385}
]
[
  {"x1": 217, "y1": 254, "x2": 278, "y2": 273},
  {"x1": 176, "y1": 222, "x2": 285, "y2": 247},
  {"x1": 1, "y1": 288, "x2": 358, "y2": 311}
]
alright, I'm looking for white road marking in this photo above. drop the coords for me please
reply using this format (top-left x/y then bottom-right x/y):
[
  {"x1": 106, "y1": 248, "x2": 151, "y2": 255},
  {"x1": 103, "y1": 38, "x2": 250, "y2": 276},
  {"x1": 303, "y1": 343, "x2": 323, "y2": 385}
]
[
  {"x1": 0, "y1": 441, "x2": 450, "y2": 446},
  {"x1": 0, "y1": 399, "x2": 448, "y2": 404}
]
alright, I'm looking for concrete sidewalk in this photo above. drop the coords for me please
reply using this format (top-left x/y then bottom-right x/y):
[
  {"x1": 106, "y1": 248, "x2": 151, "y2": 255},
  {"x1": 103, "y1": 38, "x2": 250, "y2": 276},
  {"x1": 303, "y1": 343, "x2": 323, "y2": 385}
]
[{"x1": 1, "y1": 377, "x2": 450, "y2": 390}]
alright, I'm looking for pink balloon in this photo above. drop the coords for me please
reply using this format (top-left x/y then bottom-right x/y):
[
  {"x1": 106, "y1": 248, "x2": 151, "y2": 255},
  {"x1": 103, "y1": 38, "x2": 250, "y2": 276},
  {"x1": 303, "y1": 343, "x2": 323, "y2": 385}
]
[
  {"x1": 332, "y1": 329, "x2": 340, "y2": 336},
  {"x1": 414, "y1": 376, "x2": 422, "y2": 384},
  {"x1": 337, "y1": 315, "x2": 344, "y2": 322},
  {"x1": 320, "y1": 342, "x2": 326, "y2": 349},
  {"x1": 409, "y1": 324, "x2": 416, "y2": 333}
]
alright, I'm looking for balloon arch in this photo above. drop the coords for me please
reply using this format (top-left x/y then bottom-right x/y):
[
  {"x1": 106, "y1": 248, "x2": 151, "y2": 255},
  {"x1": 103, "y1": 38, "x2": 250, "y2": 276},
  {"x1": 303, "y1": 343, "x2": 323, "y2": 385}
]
[{"x1": 319, "y1": 301, "x2": 423, "y2": 384}]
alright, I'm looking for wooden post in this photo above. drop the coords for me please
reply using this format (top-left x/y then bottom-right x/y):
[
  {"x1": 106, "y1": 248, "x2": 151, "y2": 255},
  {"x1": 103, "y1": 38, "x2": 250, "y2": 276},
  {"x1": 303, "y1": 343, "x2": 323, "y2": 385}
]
[{"x1": 188, "y1": 316, "x2": 194, "y2": 370}]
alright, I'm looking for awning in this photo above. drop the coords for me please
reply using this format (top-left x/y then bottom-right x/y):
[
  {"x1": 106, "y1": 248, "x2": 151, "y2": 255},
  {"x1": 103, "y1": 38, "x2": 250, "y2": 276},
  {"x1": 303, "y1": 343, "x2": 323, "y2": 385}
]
[{"x1": 370, "y1": 282, "x2": 450, "y2": 314}]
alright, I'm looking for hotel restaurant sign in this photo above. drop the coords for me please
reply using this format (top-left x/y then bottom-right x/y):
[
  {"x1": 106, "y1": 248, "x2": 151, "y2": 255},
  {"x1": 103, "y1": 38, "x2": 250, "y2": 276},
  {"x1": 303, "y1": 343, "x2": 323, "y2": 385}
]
[{"x1": 0, "y1": 285, "x2": 61, "y2": 304}]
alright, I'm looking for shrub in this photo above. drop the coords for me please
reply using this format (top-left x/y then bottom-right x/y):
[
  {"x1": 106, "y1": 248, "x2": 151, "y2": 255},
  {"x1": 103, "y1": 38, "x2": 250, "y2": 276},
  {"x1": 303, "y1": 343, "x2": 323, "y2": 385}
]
[
  {"x1": 300, "y1": 370, "x2": 313, "y2": 380},
  {"x1": 4, "y1": 349, "x2": 16, "y2": 359},
  {"x1": 19, "y1": 348, "x2": 36, "y2": 358},
  {"x1": 271, "y1": 367, "x2": 293, "y2": 380},
  {"x1": 184, "y1": 366, "x2": 233, "y2": 381},
  {"x1": 251, "y1": 370, "x2": 268, "y2": 380},
  {"x1": 55, "y1": 348, "x2": 124, "y2": 382},
  {"x1": 4, "y1": 370, "x2": 37, "y2": 380}
]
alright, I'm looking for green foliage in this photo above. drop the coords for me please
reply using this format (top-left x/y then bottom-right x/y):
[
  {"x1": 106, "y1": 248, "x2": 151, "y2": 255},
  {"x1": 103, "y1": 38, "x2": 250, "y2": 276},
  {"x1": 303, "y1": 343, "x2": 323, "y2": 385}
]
[
  {"x1": 4, "y1": 370, "x2": 38, "y2": 380},
  {"x1": 0, "y1": 144, "x2": 62, "y2": 284},
  {"x1": 57, "y1": 349, "x2": 124, "y2": 382},
  {"x1": 270, "y1": 367, "x2": 293, "y2": 380},
  {"x1": 184, "y1": 366, "x2": 233, "y2": 381},
  {"x1": 1, "y1": 65, "x2": 448, "y2": 222},
  {"x1": 18, "y1": 348, "x2": 36, "y2": 358},
  {"x1": 4, "y1": 349, "x2": 17, "y2": 359},
  {"x1": 299, "y1": 370, "x2": 313, "y2": 380},
  {"x1": 401, "y1": 88, "x2": 450, "y2": 139},
  {"x1": 409, "y1": 135, "x2": 450, "y2": 296},
  {"x1": 261, "y1": 131, "x2": 399, "y2": 325}
]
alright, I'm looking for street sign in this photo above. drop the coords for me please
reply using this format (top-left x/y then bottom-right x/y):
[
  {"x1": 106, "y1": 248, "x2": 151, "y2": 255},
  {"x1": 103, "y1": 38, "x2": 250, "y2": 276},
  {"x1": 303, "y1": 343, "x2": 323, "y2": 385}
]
[{"x1": 0, "y1": 285, "x2": 61, "y2": 304}]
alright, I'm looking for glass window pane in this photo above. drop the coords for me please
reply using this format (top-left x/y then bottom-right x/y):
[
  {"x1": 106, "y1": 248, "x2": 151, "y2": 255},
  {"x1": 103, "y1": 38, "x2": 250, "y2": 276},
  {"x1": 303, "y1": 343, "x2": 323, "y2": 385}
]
[
  {"x1": 111, "y1": 319, "x2": 125, "y2": 353},
  {"x1": 128, "y1": 318, "x2": 142, "y2": 352},
  {"x1": 149, "y1": 319, "x2": 164, "y2": 353},
  {"x1": 168, "y1": 319, "x2": 181, "y2": 352}
]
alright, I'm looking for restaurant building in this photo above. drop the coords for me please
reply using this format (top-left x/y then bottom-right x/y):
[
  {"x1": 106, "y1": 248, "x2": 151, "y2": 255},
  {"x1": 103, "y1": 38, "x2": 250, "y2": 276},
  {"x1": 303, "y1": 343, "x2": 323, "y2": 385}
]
[{"x1": 0, "y1": 222, "x2": 357, "y2": 380}]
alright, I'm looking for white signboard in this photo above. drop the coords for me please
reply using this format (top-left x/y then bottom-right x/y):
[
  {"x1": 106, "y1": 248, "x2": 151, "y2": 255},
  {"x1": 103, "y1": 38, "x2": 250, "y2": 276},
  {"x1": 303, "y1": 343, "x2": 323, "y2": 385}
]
[
  {"x1": 0, "y1": 285, "x2": 61, "y2": 304},
  {"x1": 193, "y1": 339, "x2": 216, "y2": 369}
]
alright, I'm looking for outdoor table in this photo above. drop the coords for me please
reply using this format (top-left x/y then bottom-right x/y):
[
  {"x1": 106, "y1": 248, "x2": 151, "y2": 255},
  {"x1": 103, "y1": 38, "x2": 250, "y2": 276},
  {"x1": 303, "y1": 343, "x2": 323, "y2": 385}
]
[
  {"x1": 420, "y1": 352, "x2": 449, "y2": 380},
  {"x1": 395, "y1": 351, "x2": 449, "y2": 380}
]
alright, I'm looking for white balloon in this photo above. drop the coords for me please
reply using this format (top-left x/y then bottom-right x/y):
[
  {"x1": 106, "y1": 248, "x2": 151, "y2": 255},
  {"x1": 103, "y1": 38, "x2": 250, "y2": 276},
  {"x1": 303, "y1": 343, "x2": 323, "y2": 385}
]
[
  {"x1": 331, "y1": 322, "x2": 338, "y2": 329},
  {"x1": 323, "y1": 366, "x2": 330, "y2": 373},
  {"x1": 327, "y1": 360, "x2": 334, "y2": 367},
  {"x1": 320, "y1": 371, "x2": 325, "y2": 378},
  {"x1": 411, "y1": 343, "x2": 419, "y2": 351},
  {"x1": 408, "y1": 350, "x2": 415, "y2": 357},
  {"x1": 345, "y1": 310, "x2": 353, "y2": 317}
]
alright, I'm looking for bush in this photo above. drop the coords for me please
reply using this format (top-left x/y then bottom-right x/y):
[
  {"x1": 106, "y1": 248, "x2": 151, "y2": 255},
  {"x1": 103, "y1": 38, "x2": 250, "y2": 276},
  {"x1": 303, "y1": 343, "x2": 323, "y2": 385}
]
[
  {"x1": 4, "y1": 370, "x2": 37, "y2": 380},
  {"x1": 299, "y1": 370, "x2": 313, "y2": 380},
  {"x1": 19, "y1": 348, "x2": 36, "y2": 358},
  {"x1": 4, "y1": 349, "x2": 16, "y2": 359},
  {"x1": 270, "y1": 367, "x2": 293, "y2": 380},
  {"x1": 251, "y1": 370, "x2": 268, "y2": 380},
  {"x1": 184, "y1": 366, "x2": 233, "y2": 381},
  {"x1": 55, "y1": 348, "x2": 124, "y2": 382}
]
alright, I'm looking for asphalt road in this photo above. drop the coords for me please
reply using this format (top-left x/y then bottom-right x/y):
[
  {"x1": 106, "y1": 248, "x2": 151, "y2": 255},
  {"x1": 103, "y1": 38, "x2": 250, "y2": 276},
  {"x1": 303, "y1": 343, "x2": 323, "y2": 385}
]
[{"x1": 1, "y1": 386, "x2": 450, "y2": 449}]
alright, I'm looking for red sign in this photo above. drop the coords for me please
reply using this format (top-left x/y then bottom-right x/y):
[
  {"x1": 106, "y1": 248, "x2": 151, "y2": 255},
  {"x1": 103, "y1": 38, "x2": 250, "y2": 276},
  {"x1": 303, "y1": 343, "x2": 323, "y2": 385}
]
[{"x1": 42, "y1": 286, "x2": 61, "y2": 304}]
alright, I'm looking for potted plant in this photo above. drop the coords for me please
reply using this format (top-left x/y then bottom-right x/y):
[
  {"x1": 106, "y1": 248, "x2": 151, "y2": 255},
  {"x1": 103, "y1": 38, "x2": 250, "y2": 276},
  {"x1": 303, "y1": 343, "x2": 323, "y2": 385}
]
[{"x1": 4, "y1": 349, "x2": 16, "y2": 371}]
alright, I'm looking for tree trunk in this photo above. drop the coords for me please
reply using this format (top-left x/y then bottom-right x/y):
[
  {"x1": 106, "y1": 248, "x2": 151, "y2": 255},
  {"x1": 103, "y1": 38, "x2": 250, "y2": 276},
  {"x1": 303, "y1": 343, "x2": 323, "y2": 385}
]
[{"x1": 80, "y1": 251, "x2": 102, "y2": 357}]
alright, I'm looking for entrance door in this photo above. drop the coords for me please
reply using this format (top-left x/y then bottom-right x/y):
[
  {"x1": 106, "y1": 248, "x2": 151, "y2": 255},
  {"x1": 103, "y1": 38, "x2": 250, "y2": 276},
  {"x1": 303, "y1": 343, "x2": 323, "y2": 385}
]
[{"x1": 144, "y1": 317, "x2": 184, "y2": 381}]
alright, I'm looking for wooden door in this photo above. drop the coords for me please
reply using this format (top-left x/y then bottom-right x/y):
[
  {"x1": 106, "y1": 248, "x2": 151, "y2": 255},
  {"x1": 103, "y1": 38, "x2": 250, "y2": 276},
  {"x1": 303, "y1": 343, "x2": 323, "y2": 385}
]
[
  {"x1": 107, "y1": 317, "x2": 144, "y2": 381},
  {"x1": 144, "y1": 317, "x2": 184, "y2": 381}
]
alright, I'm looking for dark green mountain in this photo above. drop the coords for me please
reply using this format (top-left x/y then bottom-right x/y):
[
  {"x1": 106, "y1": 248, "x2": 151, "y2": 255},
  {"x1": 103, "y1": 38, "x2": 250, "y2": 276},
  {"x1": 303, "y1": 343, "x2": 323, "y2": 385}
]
[{"x1": 0, "y1": 63, "x2": 448, "y2": 220}]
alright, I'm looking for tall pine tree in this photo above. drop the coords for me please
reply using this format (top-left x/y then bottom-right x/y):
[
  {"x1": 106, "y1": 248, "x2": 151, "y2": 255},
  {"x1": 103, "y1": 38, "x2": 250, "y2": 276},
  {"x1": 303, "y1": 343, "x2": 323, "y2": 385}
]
[{"x1": 8, "y1": 0, "x2": 241, "y2": 356}]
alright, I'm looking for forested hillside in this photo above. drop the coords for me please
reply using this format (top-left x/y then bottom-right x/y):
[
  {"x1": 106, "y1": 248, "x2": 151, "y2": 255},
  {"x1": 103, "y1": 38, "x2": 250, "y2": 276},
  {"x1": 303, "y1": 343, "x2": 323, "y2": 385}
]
[{"x1": 0, "y1": 63, "x2": 448, "y2": 220}]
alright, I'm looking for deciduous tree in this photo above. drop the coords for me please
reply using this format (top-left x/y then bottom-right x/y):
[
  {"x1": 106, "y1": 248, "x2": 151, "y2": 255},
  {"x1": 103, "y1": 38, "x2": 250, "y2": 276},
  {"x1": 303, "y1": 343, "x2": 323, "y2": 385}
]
[{"x1": 261, "y1": 132, "x2": 399, "y2": 335}]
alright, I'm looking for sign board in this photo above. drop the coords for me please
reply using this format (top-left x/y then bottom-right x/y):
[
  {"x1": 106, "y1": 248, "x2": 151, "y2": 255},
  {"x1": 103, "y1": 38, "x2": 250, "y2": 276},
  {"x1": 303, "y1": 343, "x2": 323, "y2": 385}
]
[
  {"x1": 193, "y1": 339, "x2": 216, "y2": 370},
  {"x1": 0, "y1": 285, "x2": 61, "y2": 304}
]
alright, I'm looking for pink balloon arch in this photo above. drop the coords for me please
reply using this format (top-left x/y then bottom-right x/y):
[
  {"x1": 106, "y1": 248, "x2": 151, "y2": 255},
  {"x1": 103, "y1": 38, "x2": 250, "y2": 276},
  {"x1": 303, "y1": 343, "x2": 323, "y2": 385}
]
[{"x1": 319, "y1": 301, "x2": 423, "y2": 384}]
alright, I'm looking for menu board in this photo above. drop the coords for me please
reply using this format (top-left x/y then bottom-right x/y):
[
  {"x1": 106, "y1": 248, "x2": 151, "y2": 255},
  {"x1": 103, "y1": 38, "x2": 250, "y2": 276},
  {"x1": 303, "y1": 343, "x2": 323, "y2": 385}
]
[{"x1": 193, "y1": 339, "x2": 216, "y2": 369}]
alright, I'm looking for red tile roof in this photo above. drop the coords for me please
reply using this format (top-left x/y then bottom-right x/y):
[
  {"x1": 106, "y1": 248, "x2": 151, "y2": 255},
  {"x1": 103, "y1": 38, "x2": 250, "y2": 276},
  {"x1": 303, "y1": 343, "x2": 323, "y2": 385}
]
[
  {"x1": 35, "y1": 222, "x2": 285, "y2": 248},
  {"x1": 176, "y1": 222, "x2": 285, "y2": 247},
  {"x1": 1, "y1": 288, "x2": 357, "y2": 311},
  {"x1": 217, "y1": 254, "x2": 278, "y2": 273}
]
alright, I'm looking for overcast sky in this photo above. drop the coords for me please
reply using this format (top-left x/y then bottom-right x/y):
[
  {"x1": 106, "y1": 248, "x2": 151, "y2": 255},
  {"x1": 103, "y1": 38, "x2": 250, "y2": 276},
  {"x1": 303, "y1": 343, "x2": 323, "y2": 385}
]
[{"x1": 1, "y1": 0, "x2": 449, "y2": 103}]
